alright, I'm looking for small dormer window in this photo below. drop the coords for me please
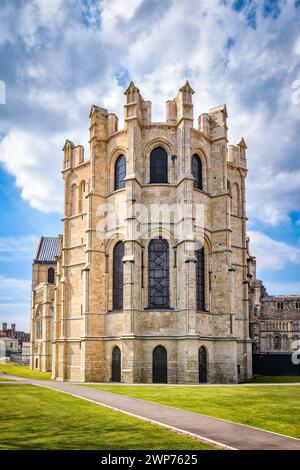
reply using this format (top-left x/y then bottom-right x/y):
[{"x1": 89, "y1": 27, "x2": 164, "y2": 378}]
[{"x1": 48, "y1": 268, "x2": 55, "y2": 284}]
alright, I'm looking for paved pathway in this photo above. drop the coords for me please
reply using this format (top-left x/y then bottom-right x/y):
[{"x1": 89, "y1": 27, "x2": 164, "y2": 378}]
[{"x1": 1, "y1": 373, "x2": 300, "y2": 450}]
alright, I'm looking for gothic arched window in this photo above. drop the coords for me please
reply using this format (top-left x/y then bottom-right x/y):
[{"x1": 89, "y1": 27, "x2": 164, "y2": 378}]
[
  {"x1": 192, "y1": 154, "x2": 203, "y2": 190},
  {"x1": 199, "y1": 346, "x2": 207, "y2": 383},
  {"x1": 36, "y1": 309, "x2": 42, "y2": 340},
  {"x1": 153, "y1": 345, "x2": 167, "y2": 383},
  {"x1": 71, "y1": 184, "x2": 77, "y2": 215},
  {"x1": 48, "y1": 268, "x2": 55, "y2": 284},
  {"x1": 78, "y1": 180, "x2": 86, "y2": 213},
  {"x1": 283, "y1": 335, "x2": 289, "y2": 351},
  {"x1": 232, "y1": 183, "x2": 240, "y2": 216},
  {"x1": 115, "y1": 155, "x2": 126, "y2": 190},
  {"x1": 150, "y1": 147, "x2": 168, "y2": 183},
  {"x1": 195, "y1": 246, "x2": 205, "y2": 311},
  {"x1": 112, "y1": 346, "x2": 121, "y2": 382},
  {"x1": 148, "y1": 237, "x2": 169, "y2": 309},
  {"x1": 113, "y1": 241, "x2": 124, "y2": 310},
  {"x1": 274, "y1": 335, "x2": 281, "y2": 350}
]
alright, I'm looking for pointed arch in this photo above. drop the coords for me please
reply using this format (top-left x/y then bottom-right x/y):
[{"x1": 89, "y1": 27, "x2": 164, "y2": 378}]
[
  {"x1": 113, "y1": 241, "x2": 124, "y2": 310},
  {"x1": 112, "y1": 346, "x2": 121, "y2": 382},
  {"x1": 150, "y1": 147, "x2": 168, "y2": 183},
  {"x1": 148, "y1": 237, "x2": 169, "y2": 309},
  {"x1": 35, "y1": 307, "x2": 42, "y2": 340},
  {"x1": 232, "y1": 183, "x2": 240, "y2": 216},
  {"x1": 114, "y1": 154, "x2": 126, "y2": 190},
  {"x1": 153, "y1": 345, "x2": 167, "y2": 383},
  {"x1": 48, "y1": 267, "x2": 55, "y2": 284},
  {"x1": 199, "y1": 346, "x2": 208, "y2": 383},
  {"x1": 192, "y1": 154, "x2": 203, "y2": 190},
  {"x1": 195, "y1": 245, "x2": 205, "y2": 311},
  {"x1": 78, "y1": 180, "x2": 86, "y2": 213},
  {"x1": 274, "y1": 335, "x2": 281, "y2": 350},
  {"x1": 71, "y1": 183, "x2": 77, "y2": 216}
]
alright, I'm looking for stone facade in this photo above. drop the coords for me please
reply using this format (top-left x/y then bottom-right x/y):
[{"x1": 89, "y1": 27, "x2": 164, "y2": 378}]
[
  {"x1": 30, "y1": 237, "x2": 58, "y2": 371},
  {"x1": 30, "y1": 81, "x2": 254, "y2": 383},
  {"x1": 249, "y1": 263, "x2": 300, "y2": 355}
]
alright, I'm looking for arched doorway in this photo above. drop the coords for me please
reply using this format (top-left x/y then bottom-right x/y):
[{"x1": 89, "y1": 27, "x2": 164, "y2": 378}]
[
  {"x1": 112, "y1": 346, "x2": 121, "y2": 382},
  {"x1": 152, "y1": 346, "x2": 167, "y2": 383},
  {"x1": 199, "y1": 346, "x2": 207, "y2": 383}
]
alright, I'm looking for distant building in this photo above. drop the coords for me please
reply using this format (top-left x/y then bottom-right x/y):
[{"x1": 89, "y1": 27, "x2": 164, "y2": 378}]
[
  {"x1": 22, "y1": 342, "x2": 30, "y2": 364},
  {"x1": 0, "y1": 337, "x2": 19, "y2": 359},
  {"x1": 0, "y1": 323, "x2": 30, "y2": 362},
  {"x1": 249, "y1": 258, "x2": 300, "y2": 375},
  {"x1": 0, "y1": 323, "x2": 30, "y2": 350}
]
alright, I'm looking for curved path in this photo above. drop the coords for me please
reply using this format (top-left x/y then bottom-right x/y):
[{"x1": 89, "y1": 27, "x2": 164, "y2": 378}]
[{"x1": 2, "y1": 373, "x2": 300, "y2": 450}]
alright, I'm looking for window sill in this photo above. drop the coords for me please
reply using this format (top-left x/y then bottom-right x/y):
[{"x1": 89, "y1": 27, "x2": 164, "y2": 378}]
[{"x1": 144, "y1": 307, "x2": 174, "y2": 311}]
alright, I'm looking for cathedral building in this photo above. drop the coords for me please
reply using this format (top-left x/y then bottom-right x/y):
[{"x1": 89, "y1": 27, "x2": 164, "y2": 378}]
[{"x1": 30, "y1": 81, "x2": 254, "y2": 383}]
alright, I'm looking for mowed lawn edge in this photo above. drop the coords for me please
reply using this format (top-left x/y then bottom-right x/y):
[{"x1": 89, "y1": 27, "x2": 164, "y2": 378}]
[
  {"x1": 0, "y1": 363, "x2": 51, "y2": 380},
  {"x1": 248, "y1": 375, "x2": 300, "y2": 383},
  {"x1": 0, "y1": 384, "x2": 218, "y2": 450},
  {"x1": 84, "y1": 384, "x2": 300, "y2": 439}
]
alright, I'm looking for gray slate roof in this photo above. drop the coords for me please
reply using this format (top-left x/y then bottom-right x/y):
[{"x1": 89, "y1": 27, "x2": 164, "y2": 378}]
[{"x1": 34, "y1": 237, "x2": 60, "y2": 264}]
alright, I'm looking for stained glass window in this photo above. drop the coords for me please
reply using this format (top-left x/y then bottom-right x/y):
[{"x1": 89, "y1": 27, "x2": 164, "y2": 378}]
[
  {"x1": 113, "y1": 241, "x2": 124, "y2": 310},
  {"x1": 115, "y1": 155, "x2": 126, "y2": 190},
  {"x1": 148, "y1": 237, "x2": 169, "y2": 309},
  {"x1": 196, "y1": 247, "x2": 205, "y2": 311},
  {"x1": 150, "y1": 147, "x2": 168, "y2": 183},
  {"x1": 192, "y1": 154, "x2": 202, "y2": 190}
]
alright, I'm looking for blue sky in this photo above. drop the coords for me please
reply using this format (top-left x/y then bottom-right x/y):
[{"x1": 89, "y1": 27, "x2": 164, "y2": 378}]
[{"x1": 0, "y1": 0, "x2": 300, "y2": 331}]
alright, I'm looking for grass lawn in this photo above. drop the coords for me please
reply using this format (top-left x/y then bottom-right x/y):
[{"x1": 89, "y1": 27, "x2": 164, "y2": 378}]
[
  {"x1": 0, "y1": 363, "x2": 51, "y2": 380},
  {"x1": 248, "y1": 375, "x2": 300, "y2": 383},
  {"x1": 0, "y1": 377, "x2": 15, "y2": 381},
  {"x1": 85, "y1": 384, "x2": 300, "y2": 439},
  {"x1": 0, "y1": 384, "x2": 216, "y2": 450}
]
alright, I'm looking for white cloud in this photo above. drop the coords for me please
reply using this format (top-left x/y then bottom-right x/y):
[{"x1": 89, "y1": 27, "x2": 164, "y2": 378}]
[
  {"x1": 101, "y1": 0, "x2": 143, "y2": 30},
  {"x1": 248, "y1": 230, "x2": 300, "y2": 271},
  {"x1": 0, "y1": 0, "x2": 299, "y2": 229},
  {"x1": 0, "y1": 129, "x2": 63, "y2": 212},
  {"x1": 18, "y1": 0, "x2": 66, "y2": 48}
]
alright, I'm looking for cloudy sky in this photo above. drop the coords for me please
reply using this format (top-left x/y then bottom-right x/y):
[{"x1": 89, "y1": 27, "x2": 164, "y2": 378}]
[{"x1": 0, "y1": 0, "x2": 300, "y2": 331}]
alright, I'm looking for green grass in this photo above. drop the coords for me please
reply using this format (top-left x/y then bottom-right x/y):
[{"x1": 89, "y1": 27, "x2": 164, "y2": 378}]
[
  {"x1": 248, "y1": 375, "x2": 300, "y2": 383},
  {"x1": 85, "y1": 384, "x2": 300, "y2": 439},
  {"x1": 0, "y1": 384, "x2": 216, "y2": 450},
  {"x1": 0, "y1": 363, "x2": 51, "y2": 381},
  {"x1": 0, "y1": 377, "x2": 15, "y2": 381}
]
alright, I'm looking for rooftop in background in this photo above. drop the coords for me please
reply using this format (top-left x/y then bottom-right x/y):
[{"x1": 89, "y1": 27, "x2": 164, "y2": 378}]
[
  {"x1": 262, "y1": 295, "x2": 300, "y2": 301},
  {"x1": 34, "y1": 237, "x2": 60, "y2": 264}
]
